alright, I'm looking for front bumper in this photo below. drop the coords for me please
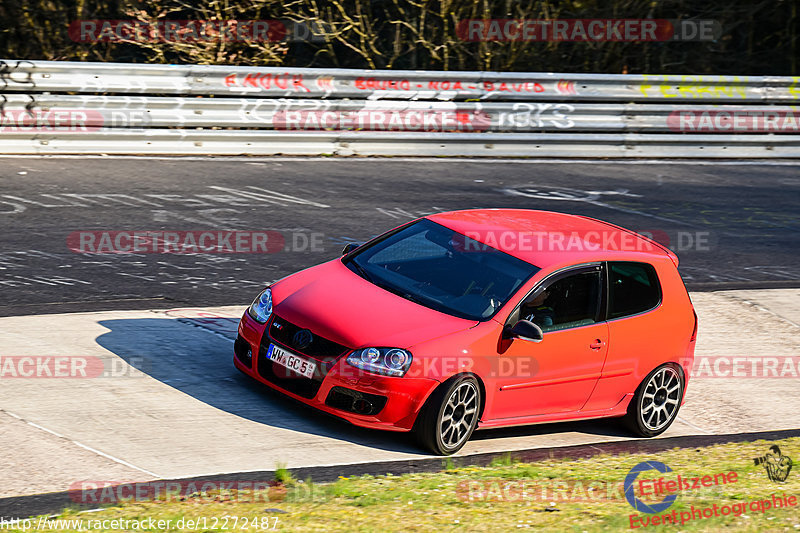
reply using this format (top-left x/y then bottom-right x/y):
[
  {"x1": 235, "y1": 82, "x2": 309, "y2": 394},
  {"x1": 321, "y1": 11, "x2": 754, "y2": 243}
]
[{"x1": 234, "y1": 311, "x2": 439, "y2": 432}]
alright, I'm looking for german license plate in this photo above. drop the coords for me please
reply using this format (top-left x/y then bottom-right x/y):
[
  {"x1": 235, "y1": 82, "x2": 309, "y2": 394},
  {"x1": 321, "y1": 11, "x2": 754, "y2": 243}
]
[{"x1": 267, "y1": 344, "x2": 316, "y2": 379}]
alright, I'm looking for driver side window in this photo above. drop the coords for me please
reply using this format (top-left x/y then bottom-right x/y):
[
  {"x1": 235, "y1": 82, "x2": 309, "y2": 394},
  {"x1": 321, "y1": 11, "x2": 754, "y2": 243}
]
[{"x1": 520, "y1": 269, "x2": 602, "y2": 332}]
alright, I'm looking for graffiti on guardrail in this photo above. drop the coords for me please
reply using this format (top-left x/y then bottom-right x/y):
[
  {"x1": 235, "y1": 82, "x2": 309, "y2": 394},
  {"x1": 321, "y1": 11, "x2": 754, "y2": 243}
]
[
  {"x1": 9, "y1": 60, "x2": 800, "y2": 104},
  {"x1": 224, "y1": 72, "x2": 311, "y2": 93},
  {"x1": 556, "y1": 80, "x2": 577, "y2": 95},
  {"x1": 316, "y1": 76, "x2": 335, "y2": 94},
  {"x1": 0, "y1": 60, "x2": 36, "y2": 92},
  {"x1": 497, "y1": 103, "x2": 575, "y2": 129},
  {"x1": 791, "y1": 77, "x2": 800, "y2": 97},
  {"x1": 640, "y1": 75, "x2": 749, "y2": 99},
  {"x1": 483, "y1": 80, "x2": 548, "y2": 94},
  {"x1": 354, "y1": 77, "x2": 550, "y2": 95},
  {"x1": 8, "y1": 96, "x2": 800, "y2": 133},
  {"x1": 1, "y1": 60, "x2": 799, "y2": 158}
]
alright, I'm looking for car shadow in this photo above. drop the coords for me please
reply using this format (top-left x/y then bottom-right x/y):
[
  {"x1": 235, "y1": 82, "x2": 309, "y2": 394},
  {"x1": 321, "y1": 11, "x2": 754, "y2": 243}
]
[
  {"x1": 473, "y1": 418, "x2": 631, "y2": 441},
  {"x1": 95, "y1": 316, "x2": 635, "y2": 457},
  {"x1": 95, "y1": 317, "x2": 421, "y2": 455}
]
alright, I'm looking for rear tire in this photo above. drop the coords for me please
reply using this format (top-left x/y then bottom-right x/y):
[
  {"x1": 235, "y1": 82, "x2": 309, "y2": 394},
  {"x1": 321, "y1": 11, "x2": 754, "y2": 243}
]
[
  {"x1": 414, "y1": 375, "x2": 480, "y2": 455},
  {"x1": 624, "y1": 364, "x2": 684, "y2": 437}
]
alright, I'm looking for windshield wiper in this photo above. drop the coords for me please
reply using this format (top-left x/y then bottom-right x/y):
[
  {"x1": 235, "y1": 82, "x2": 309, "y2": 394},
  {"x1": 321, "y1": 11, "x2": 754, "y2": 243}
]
[
  {"x1": 400, "y1": 290, "x2": 444, "y2": 308},
  {"x1": 349, "y1": 260, "x2": 374, "y2": 283},
  {"x1": 401, "y1": 292, "x2": 427, "y2": 305}
]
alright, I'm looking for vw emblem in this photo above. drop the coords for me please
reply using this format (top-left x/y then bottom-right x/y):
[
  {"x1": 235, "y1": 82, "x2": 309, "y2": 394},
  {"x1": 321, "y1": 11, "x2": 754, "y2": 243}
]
[{"x1": 292, "y1": 329, "x2": 313, "y2": 350}]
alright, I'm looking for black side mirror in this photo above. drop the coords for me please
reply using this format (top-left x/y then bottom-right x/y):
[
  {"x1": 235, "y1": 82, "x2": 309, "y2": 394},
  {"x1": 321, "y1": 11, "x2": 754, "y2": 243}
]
[
  {"x1": 505, "y1": 320, "x2": 544, "y2": 343},
  {"x1": 342, "y1": 242, "x2": 362, "y2": 256}
]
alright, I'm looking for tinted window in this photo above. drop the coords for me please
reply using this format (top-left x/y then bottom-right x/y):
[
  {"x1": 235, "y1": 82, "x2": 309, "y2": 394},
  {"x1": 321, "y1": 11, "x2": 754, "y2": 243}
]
[
  {"x1": 346, "y1": 219, "x2": 540, "y2": 320},
  {"x1": 521, "y1": 270, "x2": 601, "y2": 332},
  {"x1": 608, "y1": 262, "x2": 661, "y2": 319},
  {"x1": 368, "y1": 230, "x2": 447, "y2": 262}
]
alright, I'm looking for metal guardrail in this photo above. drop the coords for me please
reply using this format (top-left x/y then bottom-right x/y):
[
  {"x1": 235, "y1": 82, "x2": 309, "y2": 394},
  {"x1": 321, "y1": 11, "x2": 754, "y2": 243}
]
[
  {"x1": 1, "y1": 130, "x2": 798, "y2": 157},
  {"x1": 1, "y1": 59, "x2": 799, "y2": 156}
]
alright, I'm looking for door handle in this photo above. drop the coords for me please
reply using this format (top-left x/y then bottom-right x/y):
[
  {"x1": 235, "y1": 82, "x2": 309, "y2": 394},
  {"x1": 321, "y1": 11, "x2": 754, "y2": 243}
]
[{"x1": 589, "y1": 339, "x2": 606, "y2": 350}]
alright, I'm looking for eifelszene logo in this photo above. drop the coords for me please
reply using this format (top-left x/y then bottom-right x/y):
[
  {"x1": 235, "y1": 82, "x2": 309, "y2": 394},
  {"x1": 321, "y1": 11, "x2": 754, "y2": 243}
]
[{"x1": 624, "y1": 461, "x2": 677, "y2": 513}]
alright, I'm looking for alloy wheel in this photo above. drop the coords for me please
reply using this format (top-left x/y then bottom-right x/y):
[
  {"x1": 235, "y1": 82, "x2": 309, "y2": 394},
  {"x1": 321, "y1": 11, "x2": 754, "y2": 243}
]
[
  {"x1": 439, "y1": 381, "x2": 479, "y2": 450},
  {"x1": 639, "y1": 366, "x2": 682, "y2": 431}
]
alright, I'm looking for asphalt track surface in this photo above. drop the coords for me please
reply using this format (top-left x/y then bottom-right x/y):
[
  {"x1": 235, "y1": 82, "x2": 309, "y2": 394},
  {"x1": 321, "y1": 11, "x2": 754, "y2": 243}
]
[
  {"x1": 0, "y1": 157, "x2": 799, "y2": 317},
  {"x1": 1, "y1": 157, "x2": 799, "y2": 519}
]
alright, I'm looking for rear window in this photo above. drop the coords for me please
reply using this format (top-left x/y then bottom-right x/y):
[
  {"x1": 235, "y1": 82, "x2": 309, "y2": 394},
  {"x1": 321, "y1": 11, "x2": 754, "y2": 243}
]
[{"x1": 608, "y1": 262, "x2": 661, "y2": 319}]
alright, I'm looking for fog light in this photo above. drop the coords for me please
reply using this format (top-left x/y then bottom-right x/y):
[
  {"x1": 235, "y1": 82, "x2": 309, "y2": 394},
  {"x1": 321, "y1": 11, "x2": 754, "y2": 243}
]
[{"x1": 353, "y1": 398, "x2": 373, "y2": 414}]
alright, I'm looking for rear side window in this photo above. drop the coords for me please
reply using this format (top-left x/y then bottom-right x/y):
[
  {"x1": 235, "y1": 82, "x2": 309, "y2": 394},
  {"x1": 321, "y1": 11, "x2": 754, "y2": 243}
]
[{"x1": 608, "y1": 262, "x2": 661, "y2": 319}]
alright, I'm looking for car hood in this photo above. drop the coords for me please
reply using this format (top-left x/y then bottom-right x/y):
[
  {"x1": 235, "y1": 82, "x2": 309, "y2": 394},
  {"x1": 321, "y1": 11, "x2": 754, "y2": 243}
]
[{"x1": 271, "y1": 259, "x2": 478, "y2": 349}]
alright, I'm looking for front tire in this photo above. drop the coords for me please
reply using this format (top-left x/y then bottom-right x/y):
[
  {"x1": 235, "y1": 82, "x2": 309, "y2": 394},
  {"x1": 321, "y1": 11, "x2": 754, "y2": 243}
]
[
  {"x1": 414, "y1": 375, "x2": 480, "y2": 455},
  {"x1": 624, "y1": 364, "x2": 684, "y2": 437}
]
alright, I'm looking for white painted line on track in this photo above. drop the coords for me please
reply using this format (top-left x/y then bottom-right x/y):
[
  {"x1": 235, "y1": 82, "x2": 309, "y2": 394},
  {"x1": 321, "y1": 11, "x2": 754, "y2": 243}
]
[
  {"x1": 720, "y1": 295, "x2": 800, "y2": 329},
  {"x1": 676, "y1": 416, "x2": 711, "y2": 435},
  {"x1": 1, "y1": 155, "x2": 800, "y2": 166},
  {"x1": 2, "y1": 408, "x2": 160, "y2": 478}
]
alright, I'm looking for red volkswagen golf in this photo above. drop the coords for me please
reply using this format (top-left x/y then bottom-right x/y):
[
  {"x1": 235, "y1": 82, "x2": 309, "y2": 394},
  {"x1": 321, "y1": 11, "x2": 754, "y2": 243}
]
[{"x1": 234, "y1": 209, "x2": 697, "y2": 455}]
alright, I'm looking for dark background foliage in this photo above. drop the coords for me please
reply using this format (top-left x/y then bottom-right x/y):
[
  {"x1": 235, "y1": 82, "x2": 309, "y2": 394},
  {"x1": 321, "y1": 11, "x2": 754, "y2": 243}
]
[{"x1": 0, "y1": 0, "x2": 795, "y2": 74}]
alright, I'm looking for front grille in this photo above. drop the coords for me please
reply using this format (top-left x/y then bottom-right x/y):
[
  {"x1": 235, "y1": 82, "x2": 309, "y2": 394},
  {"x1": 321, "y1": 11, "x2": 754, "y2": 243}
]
[
  {"x1": 257, "y1": 315, "x2": 351, "y2": 400},
  {"x1": 267, "y1": 315, "x2": 349, "y2": 362},
  {"x1": 325, "y1": 386, "x2": 387, "y2": 416}
]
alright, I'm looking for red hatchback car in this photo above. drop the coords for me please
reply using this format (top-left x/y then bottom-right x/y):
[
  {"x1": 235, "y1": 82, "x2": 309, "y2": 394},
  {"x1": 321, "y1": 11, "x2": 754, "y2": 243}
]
[{"x1": 234, "y1": 209, "x2": 697, "y2": 454}]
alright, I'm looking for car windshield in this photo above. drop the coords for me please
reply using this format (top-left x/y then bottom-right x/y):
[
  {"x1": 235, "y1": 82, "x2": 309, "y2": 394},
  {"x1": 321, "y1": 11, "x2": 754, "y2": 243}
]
[{"x1": 345, "y1": 219, "x2": 540, "y2": 320}]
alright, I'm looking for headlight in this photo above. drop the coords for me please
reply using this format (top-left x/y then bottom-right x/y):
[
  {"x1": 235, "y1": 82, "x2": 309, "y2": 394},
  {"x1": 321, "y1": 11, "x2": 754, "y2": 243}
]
[
  {"x1": 247, "y1": 287, "x2": 273, "y2": 324},
  {"x1": 347, "y1": 347, "x2": 413, "y2": 377}
]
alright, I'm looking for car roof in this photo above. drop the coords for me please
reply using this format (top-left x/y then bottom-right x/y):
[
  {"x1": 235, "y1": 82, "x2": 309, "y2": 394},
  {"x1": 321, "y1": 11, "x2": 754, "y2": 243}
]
[{"x1": 425, "y1": 209, "x2": 678, "y2": 269}]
